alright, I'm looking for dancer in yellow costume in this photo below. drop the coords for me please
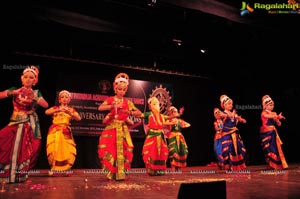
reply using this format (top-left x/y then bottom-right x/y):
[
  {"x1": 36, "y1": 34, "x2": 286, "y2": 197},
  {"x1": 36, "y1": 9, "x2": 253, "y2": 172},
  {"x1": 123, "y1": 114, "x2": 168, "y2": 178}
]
[{"x1": 45, "y1": 90, "x2": 81, "y2": 176}]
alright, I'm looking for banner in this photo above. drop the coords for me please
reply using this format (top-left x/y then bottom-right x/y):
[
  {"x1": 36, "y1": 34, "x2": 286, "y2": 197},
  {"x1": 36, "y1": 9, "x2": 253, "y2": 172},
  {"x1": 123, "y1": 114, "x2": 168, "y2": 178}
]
[{"x1": 55, "y1": 79, "x2": 173, "y2": 137}]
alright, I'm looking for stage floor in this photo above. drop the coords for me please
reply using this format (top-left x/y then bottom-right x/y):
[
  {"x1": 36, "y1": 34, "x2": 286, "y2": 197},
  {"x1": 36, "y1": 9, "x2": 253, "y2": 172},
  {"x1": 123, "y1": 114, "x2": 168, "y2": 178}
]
[{"x1": 1, "y1": 164, "x2": 300, "y2": 199}]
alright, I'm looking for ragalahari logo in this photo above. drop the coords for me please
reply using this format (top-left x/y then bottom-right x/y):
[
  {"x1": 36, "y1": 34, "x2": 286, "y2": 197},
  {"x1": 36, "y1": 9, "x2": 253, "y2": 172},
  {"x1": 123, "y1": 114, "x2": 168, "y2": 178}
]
[{"x1": 240, "y1": 1, "x2": 254, "y2": 16}]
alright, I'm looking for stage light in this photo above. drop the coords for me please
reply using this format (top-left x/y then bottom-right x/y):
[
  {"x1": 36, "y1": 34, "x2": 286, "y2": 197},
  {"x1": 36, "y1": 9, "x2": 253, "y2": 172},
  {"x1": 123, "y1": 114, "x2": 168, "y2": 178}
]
[
  {"x1": 147, "y1": 0, "x2": 157, "y2": 7},
  {"x1": 172, "y1": 38, "x2": 182, "y2": 46},
  {"x1": 200, "y1": 49, "x2": 207, "y2": 53}
]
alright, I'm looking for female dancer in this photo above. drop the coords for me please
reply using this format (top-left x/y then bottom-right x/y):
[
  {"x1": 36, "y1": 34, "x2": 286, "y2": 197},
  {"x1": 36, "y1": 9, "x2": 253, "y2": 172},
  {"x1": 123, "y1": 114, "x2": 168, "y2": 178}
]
[
  {"x1": 97, "y1": 73, "x2": 141, "y2": 180},
  {"x1": 45, "y1": 90, "x2": 81, "y2": 176},
  {"x1": 260, "y1": 95, "x2": 288, "y2": 170},
  {"x1": 218, "y1": 94, "x2": 247, "y2": 171},
  {"x1": 0, "y1": 65, "x2": 48, "y2": 183},
  {"x1": 166, "y1": 106, "x2": 190, "y2": 171},
  {"x1": 213, "y1": 107, "x2": 223, "y2": 168}
]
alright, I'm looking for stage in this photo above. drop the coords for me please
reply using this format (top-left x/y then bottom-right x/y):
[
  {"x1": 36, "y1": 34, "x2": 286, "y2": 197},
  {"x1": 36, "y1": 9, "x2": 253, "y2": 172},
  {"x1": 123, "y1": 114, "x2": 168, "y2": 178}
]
[{"x1": 1, "y1": 164, "x2": 300, "y2": 199}]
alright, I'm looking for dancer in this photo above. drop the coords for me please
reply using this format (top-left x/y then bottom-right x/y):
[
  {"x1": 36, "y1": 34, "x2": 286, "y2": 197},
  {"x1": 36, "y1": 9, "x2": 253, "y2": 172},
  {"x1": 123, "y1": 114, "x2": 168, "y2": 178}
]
[
  {"x1": 45, "y1": 90, "x2": 81, "y2": 176},
  {"x1": 218, "y1": 94, "x2": 247, "y2": 171},
  {"x1": 260, "y1": 95, "x2": 288, "y2": 170},
  {"x1": 0, "y1": 65, "x2": 49, "y2": 183},
  {"x1": 166, "y1": 106, "x2": 190, "y2": 171},
  {"x1": 97, "y1": 72, "x2": 141, "y2": 180},
  {"x1": 139, "y1": 97, "x2": 177, "y2": 176},
  {"x1": 213, "y1": 107, "x2": 223, "y2": 168}
]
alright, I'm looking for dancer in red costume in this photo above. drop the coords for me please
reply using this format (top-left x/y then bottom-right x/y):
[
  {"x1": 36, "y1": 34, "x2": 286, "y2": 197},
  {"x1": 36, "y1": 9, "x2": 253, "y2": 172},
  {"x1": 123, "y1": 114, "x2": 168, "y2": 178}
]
[
  {"x1": 0, "y1": 65, "x2": 49, "y2": 183},
  {"x1": 97, "y1": 73, "x2": 141, "y2": 180}
]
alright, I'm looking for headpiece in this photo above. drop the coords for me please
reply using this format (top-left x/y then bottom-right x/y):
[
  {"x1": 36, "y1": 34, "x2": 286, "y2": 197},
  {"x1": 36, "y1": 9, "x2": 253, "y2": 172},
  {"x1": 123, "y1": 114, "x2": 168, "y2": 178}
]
[
  {"x1": 220, "y1": 94, "x2": 231, "y2": 109},
  {"x1": 23, "y1": 65, "x2": 39, "y2": 84},
  {"x1": 168, "y1": 106, "x2": 176, "y2": 112},
  {"x1": 114, "y1": 73, "x2": 129, "y2": 86},
  {"x1": 262, "y1": 94, "x2": 273, "y2": 108},
  {"x1": 113, "y1": 72, "x2": 129, "y2": 91},
  {"x1": 23, "y1": 65, "x2": 39, "y2": 77},
  {"x1": 59, "y1": 90, "x2": 72, "y2": 99},
  {"x1": 167, "y1": 106, "x2": 177, "y2": 115}
]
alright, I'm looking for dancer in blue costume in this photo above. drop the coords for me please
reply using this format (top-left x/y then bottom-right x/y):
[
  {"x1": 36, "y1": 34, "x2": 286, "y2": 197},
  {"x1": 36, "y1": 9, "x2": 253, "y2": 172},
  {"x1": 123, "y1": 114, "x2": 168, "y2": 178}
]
[
  {"x1": 213, "y1": 107, "x2": 223, "y2": 169},
  {"x1": 259, "y1": 95, "x2": 288, "y2": 170},
  {"x1": 218, "y1": 94, "x2": 247, "y2": 171}
]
